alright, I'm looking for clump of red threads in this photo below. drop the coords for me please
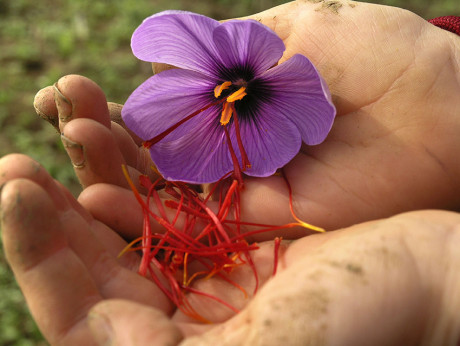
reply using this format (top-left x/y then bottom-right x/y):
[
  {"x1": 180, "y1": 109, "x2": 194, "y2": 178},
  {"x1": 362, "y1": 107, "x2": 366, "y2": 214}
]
[{"x1": 120, "y1": 165, "x2": 323, "y2": 322}]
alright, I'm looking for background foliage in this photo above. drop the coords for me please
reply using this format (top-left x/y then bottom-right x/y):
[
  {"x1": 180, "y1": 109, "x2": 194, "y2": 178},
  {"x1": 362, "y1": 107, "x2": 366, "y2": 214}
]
[{"x1": 0, "y1": 0, "x2": 458, "y2": 344}]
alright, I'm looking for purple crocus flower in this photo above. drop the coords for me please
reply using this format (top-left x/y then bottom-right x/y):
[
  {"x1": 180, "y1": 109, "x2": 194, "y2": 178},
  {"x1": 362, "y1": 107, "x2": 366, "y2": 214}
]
[{"x1": 122, "y1": 11, "x2": 336, "y2": 184}]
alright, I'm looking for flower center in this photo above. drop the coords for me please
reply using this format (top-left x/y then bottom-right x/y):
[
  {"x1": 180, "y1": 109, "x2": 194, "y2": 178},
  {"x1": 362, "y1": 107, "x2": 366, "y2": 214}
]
[
  {"x1": 213, "y1": 81, "x2": 251, "y2": 184},
  {"x1": 143, "y1": 80, "x2": 251, "y2": 184},
  {"x1": 214, "y1": 81, "x2": 247, "y2": 126}
]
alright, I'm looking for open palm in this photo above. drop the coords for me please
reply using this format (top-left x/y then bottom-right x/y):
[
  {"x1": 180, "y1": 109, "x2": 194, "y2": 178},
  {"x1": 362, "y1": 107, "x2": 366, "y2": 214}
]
[{"x1": 237, "y1": 1, "x2": 460, "y2": 232}]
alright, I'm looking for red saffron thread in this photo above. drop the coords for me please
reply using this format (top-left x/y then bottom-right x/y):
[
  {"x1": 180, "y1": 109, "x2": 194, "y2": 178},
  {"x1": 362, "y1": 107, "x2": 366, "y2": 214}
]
[{"x1": 143, "y1": 99, "x2": 225, "y2": 149}]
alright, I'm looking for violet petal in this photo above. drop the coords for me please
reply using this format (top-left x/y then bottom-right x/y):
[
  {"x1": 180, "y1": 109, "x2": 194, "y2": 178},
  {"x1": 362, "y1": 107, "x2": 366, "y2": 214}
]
[
  {"x1": 229, "y1": 112, "x2": 301, "y2": 177},
  {"x1": 149, "y1": 118, "x2": 232, "y2": 184},
  {"x1": 258, "y1": 54, "x2": 336, "y2": 145},
  {"x1": 131, "y1": 11, "x2": 222, "y2": 77},
  {"x1": 213, "y1": 20, "x2": 285, "y2": 79},
  {"x1": 121, "y1": 68, "x2": 217, "y2": 141}
]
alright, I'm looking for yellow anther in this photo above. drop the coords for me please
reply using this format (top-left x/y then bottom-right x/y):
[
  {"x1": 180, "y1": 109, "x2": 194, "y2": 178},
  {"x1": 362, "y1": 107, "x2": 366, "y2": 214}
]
[
  {"x1": 297, "y1": 220, "x2": 325, "y2": 233},
  {"x1": 214, "y1": 81, "x2": 232, "y2": 98},
  {"x1": 226, "y1": 87, "x2": 247, "y2": 103},
  {"x1": 220, "y1": 102, "x2": 233, "y2": 126}
]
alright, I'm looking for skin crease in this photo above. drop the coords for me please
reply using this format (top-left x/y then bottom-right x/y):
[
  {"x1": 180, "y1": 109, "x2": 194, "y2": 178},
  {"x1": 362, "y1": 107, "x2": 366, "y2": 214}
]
[{"x1": 0, "y1": 0, "x2": 459, "y2": 345}]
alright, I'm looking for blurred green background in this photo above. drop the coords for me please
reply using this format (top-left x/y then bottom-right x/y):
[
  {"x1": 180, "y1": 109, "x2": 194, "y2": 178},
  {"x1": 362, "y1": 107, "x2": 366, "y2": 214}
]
[{"x1": 0, "y1": 0, "x2": 458, "y2": 344}]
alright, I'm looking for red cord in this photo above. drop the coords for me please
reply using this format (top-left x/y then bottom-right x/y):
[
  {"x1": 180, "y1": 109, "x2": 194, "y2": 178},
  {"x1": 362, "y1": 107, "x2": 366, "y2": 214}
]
[{"x1": 429, "y1": 16, "x2": 460, "y2": 36}]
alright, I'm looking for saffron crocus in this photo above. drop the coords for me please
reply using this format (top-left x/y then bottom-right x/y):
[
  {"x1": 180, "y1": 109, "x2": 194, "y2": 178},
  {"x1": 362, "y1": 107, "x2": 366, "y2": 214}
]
[{"x1": 122, "y1": 11, "x2": 336, "y2": 184}]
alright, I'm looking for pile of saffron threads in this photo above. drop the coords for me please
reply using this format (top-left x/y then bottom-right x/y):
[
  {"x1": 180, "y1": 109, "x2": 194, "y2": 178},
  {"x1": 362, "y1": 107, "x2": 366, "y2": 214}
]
[{"x1": 119, "y1": 166, "x2": 324, "y2": 322}]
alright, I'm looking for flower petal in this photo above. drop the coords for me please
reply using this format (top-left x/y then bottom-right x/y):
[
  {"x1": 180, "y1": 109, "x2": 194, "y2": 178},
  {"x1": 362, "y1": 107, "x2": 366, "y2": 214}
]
[
  {"x1": 257, "y1": 54, "x2": 336, "y2": 145},
  {"x1": 121, "y1": 69, "x2": 217, "y2": 141},
  {"x1": 213, "y1": 20, "x2": 285, "y2": 79},
  {"x1": 229, "y1": 112, "x2": 302, "y2": 177},
  {"x1": 150, "y1": 115, "x2": 233, "y2": 184},
  {"x1": 131, "y1": 11, "x2": 222, "y2": 77}
]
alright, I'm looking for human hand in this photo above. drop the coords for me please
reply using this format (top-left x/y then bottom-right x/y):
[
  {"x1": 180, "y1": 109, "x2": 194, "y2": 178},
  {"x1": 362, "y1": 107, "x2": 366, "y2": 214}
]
[
  {"x1": 0, "y1": 154, "x2": 179, "y2": 345},
  {"x1": 33, "y1": 1, "x2": 460, "y2": 240},
  {"x1": 2, "y1": 163, "x2": 459, "y2": 344},
  {"x1": 175, "y1": 210, "x2": 460, "y2": 345},
  {"x1": 236, "y1": 0, "x2": 460, "y2": 231}
]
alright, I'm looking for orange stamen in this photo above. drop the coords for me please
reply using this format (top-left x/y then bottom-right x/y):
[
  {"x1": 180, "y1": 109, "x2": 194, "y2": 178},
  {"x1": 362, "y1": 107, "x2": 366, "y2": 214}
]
[
  {"x1": 226, "y1": 87, "x2": 247, "y2": 103},
  {"x1": 214, "y1": 81, "x2": 232, "y2": 98},
  {"x1": 220, "y1": 102, "x2": 233, "y2": 126}
]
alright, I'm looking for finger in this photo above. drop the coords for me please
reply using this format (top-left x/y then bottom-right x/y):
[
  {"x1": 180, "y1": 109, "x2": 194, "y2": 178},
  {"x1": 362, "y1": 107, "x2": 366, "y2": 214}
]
[
  {"x1": 1, "y1": 178, "x2": 103, "y2": 345},
  {"x1": 0, "y1": 154, "x2": 74, "y2": 214},
  {"x1": 56, "y1": 187, "x2": 173, "y2": 315},
  {"x1": 152, "y1": 62, "x2": 177, "y2": 75},
  {"x1": 54, "y1": 178, "x2": 140, "y2": 268},
  {"x1": 108, "y1": 102, "x2": 143, "y2": 146},
  {"x1": 89, "y1": 299, "x2": 183, "y2": 346},
  {"x1": 60, "y1": 118, "x2": 129, "y2": 188},
  {"x1": 61, "y1": 118, "x2": 158, "y2": 189},
  {"x1": 78, "y1": 183, "x2": 165, "y2": 240},
  {"x1": 107, "y1": 102, "x2": 123, "y2": 124},
  {"x1": 33, "y1": 85, "x2": 59, "y2": 131},
  {"x1": 33, "y1": 85, "x2": 139, "y2": 141},
  {"x1": 53, "y1": 76, "x2": 145, "y2": 156},
  {"x1": 0, "y1": 154, "x2": 137, "y2": 266},
  {"x1": 0, "y1": 155, "x2": 173, "y2": 310},
  {"x1": 53, "y1": 74, "x2": 111, "y2": 133},
  {"x1": 110, "y1": 120, "x2": 156, "y2": 178}
]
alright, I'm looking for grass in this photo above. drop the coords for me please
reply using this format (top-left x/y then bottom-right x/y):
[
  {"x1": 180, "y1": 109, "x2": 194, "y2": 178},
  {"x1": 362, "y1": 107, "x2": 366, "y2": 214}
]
[{"x1": 0, "y1": 0, "x2": 458, "y2": 344}]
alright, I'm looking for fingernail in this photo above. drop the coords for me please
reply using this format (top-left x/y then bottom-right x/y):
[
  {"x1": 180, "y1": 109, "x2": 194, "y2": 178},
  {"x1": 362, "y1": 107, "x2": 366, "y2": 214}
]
[
  {"x1": 34, "y1": 104, "x2": 60, "y2": 130},
  {"x1": 54, "y1": 83, "x2": 73, "y2": 122},
  {"x1": 88, "y1": 311, "x2": 114, "y2": 346},
  {"x1": 34, "y1": 87, "x2": 60, "y2": 131},
  {"x1": 61, "y1": 135, "x2": 85, "y2": 169}
]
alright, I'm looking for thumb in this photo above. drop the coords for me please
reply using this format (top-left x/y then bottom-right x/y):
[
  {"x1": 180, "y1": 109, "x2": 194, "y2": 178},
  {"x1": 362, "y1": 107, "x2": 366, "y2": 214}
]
[{"x1": 88, "y1": 299, "x2": 183, "y2": 346}]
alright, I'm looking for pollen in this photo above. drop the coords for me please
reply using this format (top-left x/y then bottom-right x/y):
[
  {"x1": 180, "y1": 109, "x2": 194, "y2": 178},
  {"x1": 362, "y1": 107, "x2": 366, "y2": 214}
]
[
  {"x1": 220, "y1": 102, "x2": 233, "y2": 125},
  {"x1": 227, "y1": 87, "x2": 247, "y2": 103},
  {"x1": 214, "y1": 81, "x2": 232, "y2": 98}
]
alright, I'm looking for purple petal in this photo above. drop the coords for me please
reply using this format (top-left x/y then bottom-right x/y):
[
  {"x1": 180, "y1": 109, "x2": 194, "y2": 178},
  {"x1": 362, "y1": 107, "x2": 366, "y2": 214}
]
[
  {"x1": 121, "y1": 69, "x2": 217, "y2": 141},
  {"x1": 229, "y1": 113, "x2": 301, "y2": 177},
  {"x1": 131, "y1": 11, "x2": 222, "y2": 77},
  {"x1": 258, "y1": 54, "x2": 336, "y2": 145},
  {"x1": 149, "y1": 116, "x2": 233, "y2": 184},
  {"x1": 213, "y1": 20, "x2": 285, "y2": 78}
]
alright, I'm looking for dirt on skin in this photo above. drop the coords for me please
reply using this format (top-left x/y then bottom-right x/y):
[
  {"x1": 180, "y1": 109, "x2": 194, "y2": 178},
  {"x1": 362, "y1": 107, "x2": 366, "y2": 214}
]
[
  {"x1": 304, "y1": 0, "x2": 358, "y2": 14},
  {"x1": 317, "y1": 1, "x2": 343, "y2": 14}
]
